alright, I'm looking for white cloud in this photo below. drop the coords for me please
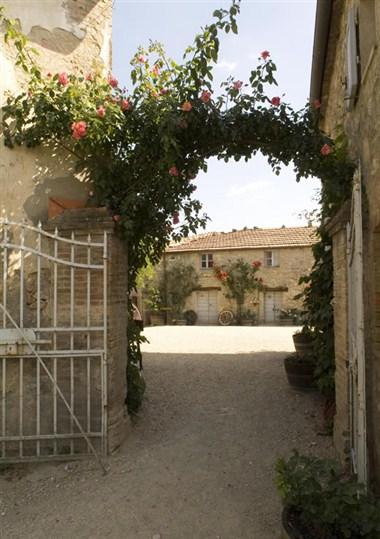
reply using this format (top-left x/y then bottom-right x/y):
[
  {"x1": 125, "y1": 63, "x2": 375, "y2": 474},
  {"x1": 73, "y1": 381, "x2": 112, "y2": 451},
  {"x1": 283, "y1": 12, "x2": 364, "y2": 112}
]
[{"x1": 215, "y1": 59, "x2": 237, "y2": 71}]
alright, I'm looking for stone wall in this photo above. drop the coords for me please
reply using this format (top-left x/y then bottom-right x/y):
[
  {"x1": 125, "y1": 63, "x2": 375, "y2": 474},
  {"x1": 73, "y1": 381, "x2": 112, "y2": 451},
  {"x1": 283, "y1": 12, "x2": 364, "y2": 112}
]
[
  {"x1": 160, "y1": 244, "x2": 314, "y2": 323},
  {"x1": 0, "y1": 0, "x2": 112, "y2": 223},
  {"x1": 326, "y1": 204, "x2": 351, "y2": 465},
  {"x1": 319, "y1": 0, "x2": 380, "y2": 486}
]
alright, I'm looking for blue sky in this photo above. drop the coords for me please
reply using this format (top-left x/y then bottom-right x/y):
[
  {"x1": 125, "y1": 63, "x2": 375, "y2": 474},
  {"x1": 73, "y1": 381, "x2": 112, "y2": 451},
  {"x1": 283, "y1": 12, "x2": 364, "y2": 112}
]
[{"x1": 113, "y1": 0, "x2": 320, "y2": 231}]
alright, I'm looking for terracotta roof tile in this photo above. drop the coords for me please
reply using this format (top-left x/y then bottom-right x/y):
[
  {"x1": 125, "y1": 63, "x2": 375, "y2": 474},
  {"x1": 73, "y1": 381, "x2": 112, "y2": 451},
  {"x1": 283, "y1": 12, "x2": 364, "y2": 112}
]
[{"x1": 167, "y1": 226, "x2": 317, "y2": 252}]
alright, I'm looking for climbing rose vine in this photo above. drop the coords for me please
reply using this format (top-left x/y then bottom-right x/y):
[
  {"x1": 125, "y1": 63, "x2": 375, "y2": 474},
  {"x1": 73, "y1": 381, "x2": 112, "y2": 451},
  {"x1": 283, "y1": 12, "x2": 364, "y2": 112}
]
[
  {"x1": 1, "y1": 1, "x2": 355, "y2": 403},
  {"x1": 215, "y1": 259, "x2": 263, "y2": 323}
]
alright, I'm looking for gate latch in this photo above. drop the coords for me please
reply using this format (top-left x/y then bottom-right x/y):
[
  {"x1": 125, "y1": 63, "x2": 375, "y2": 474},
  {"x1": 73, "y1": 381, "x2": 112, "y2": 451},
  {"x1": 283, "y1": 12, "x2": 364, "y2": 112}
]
[{"x1": 0, "y1": 329, "x2": 46, "y2": 356}]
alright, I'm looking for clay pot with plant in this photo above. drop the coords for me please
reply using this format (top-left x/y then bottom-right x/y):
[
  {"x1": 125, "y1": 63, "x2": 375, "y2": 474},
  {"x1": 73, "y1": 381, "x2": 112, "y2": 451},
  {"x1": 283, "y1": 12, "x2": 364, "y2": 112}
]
[
  {"x1": 292, "y1": 326, "x2": 314, "y2": 355},
  {"x1": 283, "y1": 353, "x2": 316, "y2": 390},
  {"x1": 276, "y1": 451, "x2": 380, "y2": 539}
]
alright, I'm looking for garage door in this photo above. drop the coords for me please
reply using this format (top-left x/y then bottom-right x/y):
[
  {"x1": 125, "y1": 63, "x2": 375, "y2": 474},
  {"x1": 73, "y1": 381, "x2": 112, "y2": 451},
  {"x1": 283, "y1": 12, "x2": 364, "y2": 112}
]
[
  {"x1": 264, "y1": 291, "x2": 283, "y2": 323},
  {"x1": 197, "y1": 290, "x2": 218, "y2": 325}
]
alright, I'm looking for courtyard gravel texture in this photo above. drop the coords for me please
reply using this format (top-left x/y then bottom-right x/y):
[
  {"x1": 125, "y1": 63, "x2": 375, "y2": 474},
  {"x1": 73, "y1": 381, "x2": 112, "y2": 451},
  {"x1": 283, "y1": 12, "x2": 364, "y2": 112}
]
[{"x1": 0, "y1": 326, "x2": 332, "y2": 539}]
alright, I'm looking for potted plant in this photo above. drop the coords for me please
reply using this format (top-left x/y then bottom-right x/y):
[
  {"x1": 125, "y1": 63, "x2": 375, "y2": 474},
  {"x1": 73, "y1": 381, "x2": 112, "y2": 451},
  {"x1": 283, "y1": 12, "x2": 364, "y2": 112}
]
[
  {"x1": 292, "y1": 326, "x2": 314, "y2": 355},
  {"x1": 276, "y1": 451, "x2": 380, "y2": 539},
  {"x1": 279, "y1": 308, "x2": 303, "y2": 326},
  {"x1": 283, "y1": 353, "x2": 316, "y2": 390},
  {"x1": 145, "y1": 288, "x2": 166, "y2": 325},
  {"x1": 184, "y1": 309, "x2": 197, "y2": 326},
  {"x1": 240, "y1": 309, "x2": 257, "y2": 326}
]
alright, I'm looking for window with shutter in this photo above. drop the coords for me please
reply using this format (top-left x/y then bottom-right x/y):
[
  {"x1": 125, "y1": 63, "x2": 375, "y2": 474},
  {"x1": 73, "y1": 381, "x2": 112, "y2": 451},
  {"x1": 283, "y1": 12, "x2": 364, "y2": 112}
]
[{"x1": 346, "y1": 7, "x2": 359, "y2": 111}]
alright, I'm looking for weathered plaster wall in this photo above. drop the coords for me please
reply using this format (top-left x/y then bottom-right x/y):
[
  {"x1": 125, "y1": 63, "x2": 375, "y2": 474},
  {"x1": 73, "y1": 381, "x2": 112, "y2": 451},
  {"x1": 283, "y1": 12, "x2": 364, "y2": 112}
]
[
  {"x1": 0, "y1": 0, "x2": 112, "y2": 222},
  {"x1": 320, "y1": 0, "x2": 380, "y2": 486},
  {"x1": 161, "y1": 244, "x2": 314, "y2": 323}
]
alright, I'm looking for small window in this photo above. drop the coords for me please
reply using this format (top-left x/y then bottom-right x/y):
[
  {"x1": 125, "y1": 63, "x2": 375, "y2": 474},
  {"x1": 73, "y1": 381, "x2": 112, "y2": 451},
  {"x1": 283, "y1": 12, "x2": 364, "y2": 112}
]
[
  {"x1": 264, "y1": 250, "x2": 279, "y2": 267},
  {"x1": 201, "y1": 253, "x2": 213, "y2": 269}
]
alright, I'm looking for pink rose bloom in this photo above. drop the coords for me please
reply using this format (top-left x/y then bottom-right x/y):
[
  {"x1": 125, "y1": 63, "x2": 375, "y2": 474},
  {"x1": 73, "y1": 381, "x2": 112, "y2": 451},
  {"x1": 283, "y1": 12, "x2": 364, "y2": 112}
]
[
  {"x1": 96, "y1": 106, "x2": 106, "y2": 118},
  {"x1": 137, "y1": 55, "x2": 146, "y2": 63},
  {"x1": 233, "y1": 80, "x2": 243, "y2": 90},
  {"x1": 113, "y1": 214, "x2": 121, "y2": 223},
  {"x1": 271, "y1": 96, "x2": 281, "y2": 106},
  {"x1": 86, "y1": 73, "x2": 93, "y2": 81},
  {"x1": 58, "y1": 72, "x2": 69, "y2": 86},
  {"x1": 320, "y1": 144, "x2": 332, "y2": 156},
  {"x1": 169, "y1": 166, "x2": 179, "y2": 177},
  {"x1": 120, "y1": 99, "x2": 131, "y2": 111},
  {"x1": 47, "y1": 72, "x2": 52, "y2": 78},
  {"x1": 108, "y1": 75, "x2": 118, "y2": 88},
  {"x1": 160, "y1": 88, "x2": 169, "y2": 95},
  {"x1": 152, "y1": 65, "x2": 160, "y2": 77},
  {"x1": 172, "y1": 211, "x2": 180, "y2": 225},
  {"x1": 313, "y1": 99, "x2": 321, "y2": 109},
  {"x1": 200, "y1": 90, "x2": 211, "y2": 103},
  {"x1": 71, "y1": 121, "x2": 87, "y2": 140},
  {"x1": 261, "y1": 50, "x2": 270, "y2": 60},
  {"x1": 181, "y1": 101, "x2": 192, "y2": 112}
]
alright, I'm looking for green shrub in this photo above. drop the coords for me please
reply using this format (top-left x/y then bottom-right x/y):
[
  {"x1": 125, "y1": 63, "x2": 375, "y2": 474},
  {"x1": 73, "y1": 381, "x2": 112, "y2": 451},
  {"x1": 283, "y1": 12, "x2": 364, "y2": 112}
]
[{"x1": 276, "y1": 451, "x2": 380, "y2": 539}]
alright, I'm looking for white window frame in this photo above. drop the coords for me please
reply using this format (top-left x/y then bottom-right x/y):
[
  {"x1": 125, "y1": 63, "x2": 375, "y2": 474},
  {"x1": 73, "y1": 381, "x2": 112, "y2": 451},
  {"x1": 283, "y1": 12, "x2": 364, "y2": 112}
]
[
  {"x1": 264, "y1": 250, "x2": 279, "y2": 268},
  {"x1": 201, "y1": 253, "x2": 214, "y2": 269}
]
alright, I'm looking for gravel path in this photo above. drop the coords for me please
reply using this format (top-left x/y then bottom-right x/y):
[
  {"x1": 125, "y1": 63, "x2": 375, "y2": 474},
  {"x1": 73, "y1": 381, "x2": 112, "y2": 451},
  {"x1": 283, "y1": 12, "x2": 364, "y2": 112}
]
[{"x1": 0, "y1": 327, "x2": 332, "y2": 539}]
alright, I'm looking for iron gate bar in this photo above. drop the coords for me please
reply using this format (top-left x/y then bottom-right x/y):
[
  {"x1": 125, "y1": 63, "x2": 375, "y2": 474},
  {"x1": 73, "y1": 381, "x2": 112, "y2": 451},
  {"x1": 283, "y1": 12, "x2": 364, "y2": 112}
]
[
  {"x1": 1, "y1": 243, "x2": 104, "y2": 269},
  {"x1": 0, "y1": 303, "x2": 107, "y2": 474},
  {"x1": 1, "y1": 219, "x2": 105, "y2": 246}
]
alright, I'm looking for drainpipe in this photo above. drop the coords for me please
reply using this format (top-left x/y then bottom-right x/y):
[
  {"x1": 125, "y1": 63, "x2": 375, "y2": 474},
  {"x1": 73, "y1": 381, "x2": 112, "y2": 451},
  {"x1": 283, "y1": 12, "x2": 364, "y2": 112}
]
[{"x1": 310, "y1": 0, "x2": 333, "y2": 102}]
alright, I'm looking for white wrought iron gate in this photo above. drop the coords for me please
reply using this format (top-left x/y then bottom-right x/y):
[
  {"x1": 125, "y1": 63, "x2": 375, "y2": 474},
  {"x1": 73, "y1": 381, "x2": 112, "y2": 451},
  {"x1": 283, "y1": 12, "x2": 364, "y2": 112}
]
[
  {"x1": 347, "y1": 169, "x2": 367, "y2": 485},
  {"x1": 0, "y1": 219, "x2": 108, "y2": 464}
]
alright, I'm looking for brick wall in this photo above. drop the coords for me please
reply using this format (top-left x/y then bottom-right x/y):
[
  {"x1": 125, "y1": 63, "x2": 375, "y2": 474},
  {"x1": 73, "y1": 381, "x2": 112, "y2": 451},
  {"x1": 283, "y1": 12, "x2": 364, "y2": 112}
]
[{"x1": 46, "y1": 208, "x2": 129, "y2": 454}]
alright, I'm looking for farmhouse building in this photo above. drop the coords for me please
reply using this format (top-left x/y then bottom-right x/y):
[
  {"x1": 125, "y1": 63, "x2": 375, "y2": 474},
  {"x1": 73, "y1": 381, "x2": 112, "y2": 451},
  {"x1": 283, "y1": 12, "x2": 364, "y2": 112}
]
[
  {"x1": 310, "y1": 0, "x2": 380, "y2": 488},
  {"x1": 163, "y1": 226, "x2": 316, "y2": 325}
]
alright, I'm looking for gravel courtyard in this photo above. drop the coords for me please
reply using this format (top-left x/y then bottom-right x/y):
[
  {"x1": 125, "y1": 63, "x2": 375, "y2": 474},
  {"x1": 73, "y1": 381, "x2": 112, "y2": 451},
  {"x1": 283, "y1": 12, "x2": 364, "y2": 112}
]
[{"x1": 0, "y1": 326, "x2": 332, "y2": 539}]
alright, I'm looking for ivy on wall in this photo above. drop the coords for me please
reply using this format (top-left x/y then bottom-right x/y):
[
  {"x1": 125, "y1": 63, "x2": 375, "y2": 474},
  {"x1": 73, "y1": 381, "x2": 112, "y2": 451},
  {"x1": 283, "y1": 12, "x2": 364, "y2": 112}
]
[{"x1": 0, "y1": 1, "x2": 355, "y2": 407}]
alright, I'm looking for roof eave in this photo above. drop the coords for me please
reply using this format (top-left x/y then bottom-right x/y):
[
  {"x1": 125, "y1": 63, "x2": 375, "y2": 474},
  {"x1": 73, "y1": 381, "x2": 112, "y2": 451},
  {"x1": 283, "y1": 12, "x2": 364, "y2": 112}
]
[
  {"x1": 310, "y1": 0, "x2": 333, "y2": 102},
  {"x1": 166, "y1": 243, "x2": 316, "y2": 254}
]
